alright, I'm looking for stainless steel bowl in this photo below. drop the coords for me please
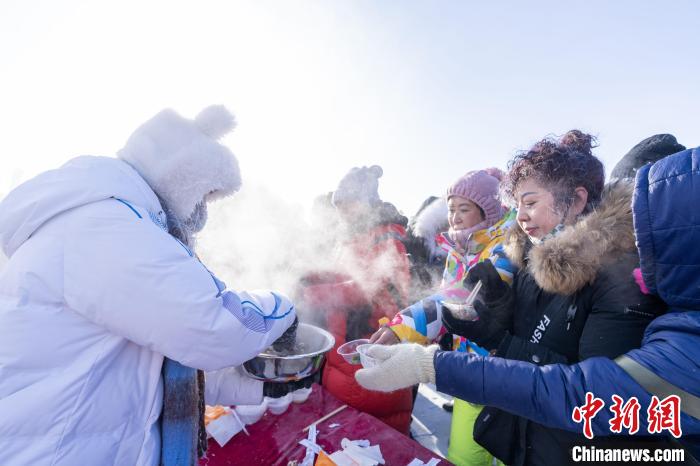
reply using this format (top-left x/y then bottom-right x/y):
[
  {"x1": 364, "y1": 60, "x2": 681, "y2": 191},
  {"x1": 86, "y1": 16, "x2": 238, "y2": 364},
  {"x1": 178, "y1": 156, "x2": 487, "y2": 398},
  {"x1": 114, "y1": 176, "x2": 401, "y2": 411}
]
[{"x1": 242, "y1": 323, "x2": 335, "y2": 383}]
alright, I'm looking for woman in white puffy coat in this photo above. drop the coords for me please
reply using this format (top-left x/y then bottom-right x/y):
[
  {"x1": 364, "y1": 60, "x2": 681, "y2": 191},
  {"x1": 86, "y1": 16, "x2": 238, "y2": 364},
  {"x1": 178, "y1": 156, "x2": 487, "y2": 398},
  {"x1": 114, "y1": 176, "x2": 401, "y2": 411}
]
[{"x1": 0, "y1": 106, "x2": 297, "y2": 466}]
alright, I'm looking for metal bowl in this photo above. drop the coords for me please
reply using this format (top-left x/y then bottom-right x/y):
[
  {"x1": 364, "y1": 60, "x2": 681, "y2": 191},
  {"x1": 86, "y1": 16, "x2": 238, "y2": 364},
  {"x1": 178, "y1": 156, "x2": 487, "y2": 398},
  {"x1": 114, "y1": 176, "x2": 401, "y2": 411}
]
[{"x1": 242, "y1": 323, "x2": 335, "y2": 383}]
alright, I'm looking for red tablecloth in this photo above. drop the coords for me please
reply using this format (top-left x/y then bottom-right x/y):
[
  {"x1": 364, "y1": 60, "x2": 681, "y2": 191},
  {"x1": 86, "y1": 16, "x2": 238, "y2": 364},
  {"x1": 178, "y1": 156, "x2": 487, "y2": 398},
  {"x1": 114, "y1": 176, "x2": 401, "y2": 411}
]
[{"x1": 199, "y1": 384, "x2": 450, "y2": 466}]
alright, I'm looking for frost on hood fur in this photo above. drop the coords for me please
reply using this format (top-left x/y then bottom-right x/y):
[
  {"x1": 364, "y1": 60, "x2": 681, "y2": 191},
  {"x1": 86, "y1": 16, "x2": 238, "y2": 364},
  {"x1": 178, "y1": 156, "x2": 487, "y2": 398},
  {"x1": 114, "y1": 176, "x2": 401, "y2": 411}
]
[
  {"x1": 409, "y1": 196, "x2": 448, "y2": 260},
  {"x1": 504, "y1": 180, "x2": 636, "y2": 295},
  {"x1": 117, "y1": 105, "x2": 241, "y2": 222}
]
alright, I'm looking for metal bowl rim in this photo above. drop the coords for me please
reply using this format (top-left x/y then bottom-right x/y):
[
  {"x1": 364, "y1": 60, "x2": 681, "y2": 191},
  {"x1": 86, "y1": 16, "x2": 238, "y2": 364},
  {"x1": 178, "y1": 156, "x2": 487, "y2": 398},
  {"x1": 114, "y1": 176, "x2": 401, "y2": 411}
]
[{"x1": 255, "y1": 323, "x2": 335, "y2": 360}]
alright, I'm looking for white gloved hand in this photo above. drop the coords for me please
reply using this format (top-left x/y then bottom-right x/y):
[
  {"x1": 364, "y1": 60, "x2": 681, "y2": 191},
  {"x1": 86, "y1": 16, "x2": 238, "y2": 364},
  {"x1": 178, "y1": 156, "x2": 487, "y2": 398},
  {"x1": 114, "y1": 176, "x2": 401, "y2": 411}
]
[
  {"x1": 354, "y1": 343, "x2": 438, "y2": 392},
  {"x1": 237, "y1": 289, "x2": 297, "y2": 343}
]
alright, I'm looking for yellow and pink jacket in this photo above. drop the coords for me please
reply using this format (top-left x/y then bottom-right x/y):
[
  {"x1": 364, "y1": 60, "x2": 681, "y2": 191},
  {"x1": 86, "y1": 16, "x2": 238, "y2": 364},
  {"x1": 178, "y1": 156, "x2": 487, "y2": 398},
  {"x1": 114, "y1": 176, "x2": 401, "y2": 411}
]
[{"x1": 387, "y1": 210, "x2": 516, "y2": 353}]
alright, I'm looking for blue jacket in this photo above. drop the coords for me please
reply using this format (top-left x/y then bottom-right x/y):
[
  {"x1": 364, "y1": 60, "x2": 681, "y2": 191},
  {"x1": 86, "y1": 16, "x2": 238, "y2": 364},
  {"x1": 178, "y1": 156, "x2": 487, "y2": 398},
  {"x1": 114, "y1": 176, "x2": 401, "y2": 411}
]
[{"x1": 434, "y1": 147, "x2": 700, "y2": 446}]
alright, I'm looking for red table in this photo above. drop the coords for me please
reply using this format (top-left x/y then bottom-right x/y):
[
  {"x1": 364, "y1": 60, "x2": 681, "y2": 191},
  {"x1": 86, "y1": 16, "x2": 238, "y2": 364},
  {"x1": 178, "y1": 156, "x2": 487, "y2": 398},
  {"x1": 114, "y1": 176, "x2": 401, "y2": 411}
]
[{"x1": 200, "y1": 384, "x2": 450, "y2": 466}]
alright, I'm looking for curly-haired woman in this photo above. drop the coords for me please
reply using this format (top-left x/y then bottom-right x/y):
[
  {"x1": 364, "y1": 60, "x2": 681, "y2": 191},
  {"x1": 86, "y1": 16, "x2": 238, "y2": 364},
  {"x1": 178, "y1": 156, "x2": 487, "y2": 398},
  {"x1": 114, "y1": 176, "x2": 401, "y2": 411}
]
[{"x1": 356, "y1": 131, "x2": 666, "y2": 465}]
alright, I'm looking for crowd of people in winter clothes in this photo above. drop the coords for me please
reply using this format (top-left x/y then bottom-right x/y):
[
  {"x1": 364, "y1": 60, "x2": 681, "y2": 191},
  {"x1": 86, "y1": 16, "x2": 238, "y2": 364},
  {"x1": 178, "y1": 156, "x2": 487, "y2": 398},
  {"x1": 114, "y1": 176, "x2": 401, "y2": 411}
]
[
  {"x1": 0, "y1": 104, "x2": 698, "y2": 466},
  {"x1": 349, "y1": 132, "x2": 700, "y2": 465},
  {"x1": 287, "y1": 129, "x2": 700, "y2": 465}
]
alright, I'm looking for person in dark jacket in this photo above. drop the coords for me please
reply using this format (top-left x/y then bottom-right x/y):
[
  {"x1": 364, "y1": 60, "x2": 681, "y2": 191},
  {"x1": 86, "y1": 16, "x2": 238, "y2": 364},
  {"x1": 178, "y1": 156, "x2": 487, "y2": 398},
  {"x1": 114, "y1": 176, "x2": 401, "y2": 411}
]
[
  {"x1": 403, "y1": 195, "x2": 449, "y2": 303},
  {"x1": 356, "y1": 131, "x2": 670, "y2": 465},
  {"x1": 610, "y1": 133, "x2": 685, "y2": 180},
  {"x1": 353, "y1": 145, "x2": 700, "y2": 463}
]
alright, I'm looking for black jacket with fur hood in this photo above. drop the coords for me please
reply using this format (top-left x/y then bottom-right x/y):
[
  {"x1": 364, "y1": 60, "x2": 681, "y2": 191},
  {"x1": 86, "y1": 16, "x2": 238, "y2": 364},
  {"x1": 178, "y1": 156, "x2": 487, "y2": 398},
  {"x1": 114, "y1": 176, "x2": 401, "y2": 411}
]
[{"x1": 474, "y1": 181, "x2": 666, "y2": 466}]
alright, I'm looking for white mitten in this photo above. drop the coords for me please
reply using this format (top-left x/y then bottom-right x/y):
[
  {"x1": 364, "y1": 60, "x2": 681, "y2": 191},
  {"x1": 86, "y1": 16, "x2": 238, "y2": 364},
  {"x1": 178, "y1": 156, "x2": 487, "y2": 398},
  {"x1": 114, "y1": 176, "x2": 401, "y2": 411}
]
[{"x1": 354, "y1": 343, "x2": 438, "y2": 392}]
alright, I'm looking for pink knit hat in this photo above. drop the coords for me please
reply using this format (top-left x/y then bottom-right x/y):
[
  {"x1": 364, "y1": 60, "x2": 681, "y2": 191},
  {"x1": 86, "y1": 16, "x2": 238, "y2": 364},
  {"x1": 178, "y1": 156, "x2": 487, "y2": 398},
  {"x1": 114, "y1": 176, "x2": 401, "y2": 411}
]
[{"x1": 446, "y1": 168, "x2": 506, "y2": 233}]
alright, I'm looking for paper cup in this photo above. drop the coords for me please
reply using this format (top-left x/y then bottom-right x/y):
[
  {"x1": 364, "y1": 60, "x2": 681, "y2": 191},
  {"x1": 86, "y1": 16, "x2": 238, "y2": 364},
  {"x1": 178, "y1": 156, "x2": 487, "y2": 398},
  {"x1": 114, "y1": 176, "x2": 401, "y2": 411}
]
[
  {"x1": 265, "y1": 393, "x2": 292, "y2": 415},
  {"x1": 291, "y1": 386, "x2": 313, "y2": 404},
  {"x1": 235, "y1": 400, "x2": 267, "y2": 425}
]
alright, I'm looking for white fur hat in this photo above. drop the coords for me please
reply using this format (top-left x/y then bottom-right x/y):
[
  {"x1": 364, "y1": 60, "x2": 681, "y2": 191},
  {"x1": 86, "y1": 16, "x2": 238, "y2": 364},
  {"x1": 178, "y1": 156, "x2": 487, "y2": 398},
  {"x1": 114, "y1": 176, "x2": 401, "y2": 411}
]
[
  {"x1": 332, "y1": 165, "x2": 383, "y2": 207},
  {"x1": 117, "y1": 105, "x2": 241, "y2": 220}
]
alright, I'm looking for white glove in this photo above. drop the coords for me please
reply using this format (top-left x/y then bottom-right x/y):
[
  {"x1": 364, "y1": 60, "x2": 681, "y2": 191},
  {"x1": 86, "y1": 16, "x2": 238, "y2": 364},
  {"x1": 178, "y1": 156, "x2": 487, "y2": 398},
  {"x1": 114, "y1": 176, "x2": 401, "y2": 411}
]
[
  {"x1": 237, "y1": 289, "x2": 297, "y2": 342},
  {"x1": 354, "y1": 343, "x2": 438, "y2": 392}
]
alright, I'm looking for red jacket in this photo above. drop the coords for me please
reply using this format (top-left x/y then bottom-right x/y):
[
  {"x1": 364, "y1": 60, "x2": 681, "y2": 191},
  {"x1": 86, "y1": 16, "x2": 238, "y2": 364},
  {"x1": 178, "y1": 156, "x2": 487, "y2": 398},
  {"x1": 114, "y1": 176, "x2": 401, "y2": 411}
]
[{"x1": 303, "y1": 222, "x2": 413, "y2": 433}]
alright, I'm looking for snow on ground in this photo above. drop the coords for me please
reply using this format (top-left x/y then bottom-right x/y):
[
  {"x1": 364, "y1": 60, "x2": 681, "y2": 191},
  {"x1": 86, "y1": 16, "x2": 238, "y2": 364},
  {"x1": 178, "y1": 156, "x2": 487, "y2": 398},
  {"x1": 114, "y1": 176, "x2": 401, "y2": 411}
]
[{"x1": 410, "y1": 384, "x2": 453, "y2": 458}]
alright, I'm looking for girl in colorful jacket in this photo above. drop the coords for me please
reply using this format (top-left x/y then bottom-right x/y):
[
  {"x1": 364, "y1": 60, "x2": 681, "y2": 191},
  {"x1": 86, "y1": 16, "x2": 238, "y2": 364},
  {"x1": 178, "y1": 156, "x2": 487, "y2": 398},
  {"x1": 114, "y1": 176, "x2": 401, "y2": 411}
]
[{"x1": 371, "y1": 168, "x2": 515, "y2": 466}]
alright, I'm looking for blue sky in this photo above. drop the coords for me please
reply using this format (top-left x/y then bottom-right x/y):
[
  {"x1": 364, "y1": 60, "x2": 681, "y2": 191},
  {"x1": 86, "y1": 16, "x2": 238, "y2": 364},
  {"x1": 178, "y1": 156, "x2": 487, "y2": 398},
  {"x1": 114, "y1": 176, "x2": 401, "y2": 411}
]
[{"x1": 1, "y1": 0, "x2": 698, "y2": 214}]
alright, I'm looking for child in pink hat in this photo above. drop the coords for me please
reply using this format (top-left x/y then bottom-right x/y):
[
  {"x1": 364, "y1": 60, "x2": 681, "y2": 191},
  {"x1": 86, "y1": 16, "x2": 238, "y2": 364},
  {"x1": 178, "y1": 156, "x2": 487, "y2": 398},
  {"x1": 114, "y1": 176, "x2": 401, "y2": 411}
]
[
  {"x1": 445, "y1": 168, "x2": 507, "y2": 256},
  {"x1": 371, "y1": 167, "x2": 516, "y2": 466}
]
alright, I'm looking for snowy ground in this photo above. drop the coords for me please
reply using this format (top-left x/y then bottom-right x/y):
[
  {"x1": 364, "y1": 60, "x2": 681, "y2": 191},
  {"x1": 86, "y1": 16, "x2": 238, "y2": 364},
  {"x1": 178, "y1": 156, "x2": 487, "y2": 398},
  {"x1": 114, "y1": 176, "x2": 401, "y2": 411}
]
[{"x1": 410, "y1": 384, "x2": 453, "y2": 458}]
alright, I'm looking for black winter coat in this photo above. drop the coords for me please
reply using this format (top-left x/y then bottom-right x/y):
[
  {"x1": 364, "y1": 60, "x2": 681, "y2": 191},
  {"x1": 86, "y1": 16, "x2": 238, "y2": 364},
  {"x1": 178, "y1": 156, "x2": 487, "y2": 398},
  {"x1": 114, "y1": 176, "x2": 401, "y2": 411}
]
[{"x1": 474, "y1": 182, "x2": 667, "y2": 466}]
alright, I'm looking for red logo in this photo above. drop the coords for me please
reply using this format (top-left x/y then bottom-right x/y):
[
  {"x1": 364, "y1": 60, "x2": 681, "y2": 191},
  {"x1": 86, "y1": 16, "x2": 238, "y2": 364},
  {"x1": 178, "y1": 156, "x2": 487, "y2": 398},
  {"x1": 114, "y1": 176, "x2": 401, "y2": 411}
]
[
  {"x1": 647, "y1": 395, "x2": 682, "y2": 438},
  {"x1": 572, "y1": 392, "x2": 605, "y2": 439},
  {"x1": 609, "y1": 395, "x2": 641, "y2": 434},
  {"x1": 572, "y1": 393, "x2": 683, "y2": 439}
]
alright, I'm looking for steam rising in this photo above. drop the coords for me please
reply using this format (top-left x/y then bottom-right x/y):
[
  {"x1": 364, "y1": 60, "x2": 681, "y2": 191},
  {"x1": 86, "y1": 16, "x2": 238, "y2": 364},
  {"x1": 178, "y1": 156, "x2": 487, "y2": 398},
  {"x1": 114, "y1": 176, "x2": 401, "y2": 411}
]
[
  {"x1": 195, "y1": 184, "x2": 436, "y2": 327},
  {"x1": 196, "y1": 183, "x2": 343, "y2": 296},
  {"x1": 0, "y1": 178, "x2": 448, "y2": 324}
]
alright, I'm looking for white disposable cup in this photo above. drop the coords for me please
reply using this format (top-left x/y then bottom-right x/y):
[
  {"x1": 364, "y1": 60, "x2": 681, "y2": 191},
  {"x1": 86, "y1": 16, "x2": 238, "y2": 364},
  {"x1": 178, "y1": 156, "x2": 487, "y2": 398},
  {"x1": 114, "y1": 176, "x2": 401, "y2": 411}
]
[
  {"x1": 292, "y1": 387, "x2": 313, "y2": 404},
  {"x1": 337, "y1": 338, "x2": 370, "y2": 365},
  {"x1": 266, "y1": 393, "x2": 292, "y2": 415},
  {"x1": 356, "y1": 344, "x2": 380, "y2": 368},
  {"x1": 235, "y1": 400, "x2": 268, "y2": 425}
]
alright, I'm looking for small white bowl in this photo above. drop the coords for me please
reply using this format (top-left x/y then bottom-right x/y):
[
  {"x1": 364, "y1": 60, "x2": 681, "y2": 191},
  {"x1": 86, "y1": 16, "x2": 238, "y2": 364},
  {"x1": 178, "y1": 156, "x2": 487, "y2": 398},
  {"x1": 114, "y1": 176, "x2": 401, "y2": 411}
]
[
  {"x1": 265, "y1": 393, "x2": 292, "y2": 415},
  {"x1": 356, "y1": 344, "x2": 380, "y2": 368},
  {"x1": 235, "y1": 400, "x2": 267, "y2": 425},
  {"x1": 291, "y1": 387, "x2": 313, "y2": 404}
]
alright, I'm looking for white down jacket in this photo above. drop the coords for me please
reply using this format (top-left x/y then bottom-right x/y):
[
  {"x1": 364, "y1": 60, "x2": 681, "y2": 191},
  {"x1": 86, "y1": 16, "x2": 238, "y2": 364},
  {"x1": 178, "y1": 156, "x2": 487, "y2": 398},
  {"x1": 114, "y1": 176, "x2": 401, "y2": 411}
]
[{"x1": 0, "y1": 156, "x2": 296, "y2": 465}]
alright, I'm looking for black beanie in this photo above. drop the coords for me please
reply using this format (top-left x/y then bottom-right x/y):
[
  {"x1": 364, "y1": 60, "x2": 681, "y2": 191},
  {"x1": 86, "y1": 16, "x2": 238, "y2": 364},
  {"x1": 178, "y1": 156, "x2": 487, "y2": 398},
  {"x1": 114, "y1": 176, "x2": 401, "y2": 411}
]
[{"x1": 611, "y1": 134, "x2": 686, "y2": 180}]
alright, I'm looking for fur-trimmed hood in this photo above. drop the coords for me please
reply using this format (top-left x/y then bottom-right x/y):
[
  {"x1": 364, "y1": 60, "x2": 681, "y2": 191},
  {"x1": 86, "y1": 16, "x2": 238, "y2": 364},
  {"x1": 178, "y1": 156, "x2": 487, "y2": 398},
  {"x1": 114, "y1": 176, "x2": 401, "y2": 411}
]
[
  {"x1": 408, "y1": 196, "x2": 448, "y2": 260},
  {"x1": 504, "y1": 180, "x2": 636, "y2": 295}
]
